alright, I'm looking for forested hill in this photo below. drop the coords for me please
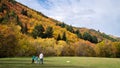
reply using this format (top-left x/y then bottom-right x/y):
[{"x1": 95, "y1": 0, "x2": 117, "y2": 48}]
[{"x1": 0, "y1": 0, "x2": 120, "y2": 58}]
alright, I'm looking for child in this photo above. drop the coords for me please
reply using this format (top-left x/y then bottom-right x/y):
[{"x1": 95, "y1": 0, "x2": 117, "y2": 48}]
[
  {"x1": 32, "y1": 56, "x2": 35, "y2": 63},
  {"x1": 34, "y1": 56, "x2": 39, "y2": 63}
]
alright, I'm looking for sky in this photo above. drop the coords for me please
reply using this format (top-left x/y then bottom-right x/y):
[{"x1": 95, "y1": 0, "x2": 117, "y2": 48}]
[{"x1": 16, "y1": 0, "x2": 120, "y2": 37}]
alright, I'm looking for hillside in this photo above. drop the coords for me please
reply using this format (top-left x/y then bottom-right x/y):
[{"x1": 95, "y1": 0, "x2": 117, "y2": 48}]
[
  {"x1": 0, "y1": 0, "x2": 120, "y2": 57},
  {"x1": 0, "y1": 0, "x2": 81, "y2": 42},
  {"x1": 0, "y1": 0, "x2": 118, "y2": 42}
]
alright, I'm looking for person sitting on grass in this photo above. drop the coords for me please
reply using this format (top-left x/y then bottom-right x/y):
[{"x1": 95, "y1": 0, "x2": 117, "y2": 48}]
[
  {"x1": 32, "y1": 55, "x2": 35, "y2": 63},
  {"x1": 34, "y1": 56, "x2": 39, "y2": 63}
]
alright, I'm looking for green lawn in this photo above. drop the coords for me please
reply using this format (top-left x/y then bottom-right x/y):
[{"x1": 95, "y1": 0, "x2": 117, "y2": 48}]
[{"x1": 0, "y1": 57, "x2": 120, "y2": 68}]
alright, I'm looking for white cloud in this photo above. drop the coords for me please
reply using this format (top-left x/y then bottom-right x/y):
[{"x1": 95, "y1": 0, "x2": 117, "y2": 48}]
[{"x1": 16, "y1": 0, "x2": 120, "y2": 37}]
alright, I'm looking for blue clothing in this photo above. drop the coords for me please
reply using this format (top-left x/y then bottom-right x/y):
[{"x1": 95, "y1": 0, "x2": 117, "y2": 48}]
[
  {"x1": 34, "y1": 56, "x2": 39, "y2": 63},
  {"x1": 32, "y1": 56, "x2": 35, "y2": 60},
  {"x1": 32, "y1": 56, "x2": 35, "y2": 63}
]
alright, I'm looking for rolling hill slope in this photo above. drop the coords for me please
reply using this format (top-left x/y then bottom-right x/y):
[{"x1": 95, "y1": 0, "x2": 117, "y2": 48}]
[{"x1": 0, "y1": 0, "x2": 118, "y2": 43}]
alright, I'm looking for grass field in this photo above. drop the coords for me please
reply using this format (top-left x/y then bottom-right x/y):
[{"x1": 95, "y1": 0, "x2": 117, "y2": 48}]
[{"x1": 0, "y1": 57, "x2": 120, "y2": 68}]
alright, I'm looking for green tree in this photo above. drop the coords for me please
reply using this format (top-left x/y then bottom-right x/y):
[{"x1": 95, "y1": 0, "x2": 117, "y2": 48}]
[
  {"x1": 0, "y1": 7, "x2": 3, "y2": 12},
  {"x1": 9, "y1": 10, "x2": 16, "y2": 17},
  {"x1": 21, "y1": 9, "x2": 27, "y2": 16},
  {"x1": 75, "y1": 29, "x2": 82, "y2": 38},
  {"x1": 66, "y1": 25, "x2": 74, "y2": 33},
  {"x1": 92, "y1": 36, "x2": 98, "y2": 43},
  {"x1": 16, "y1": 16, "x2": 22, "y2": 26},
  {"x1": 57, "y1": 34, "x2": 61, "y2": 41},
  {"x1": 0, "y1": 4, "x2": 8, "y2": 13},
  {"x1": 44, "y1": 26, "x2": 53, "y2": 38},
  {"x1": 32, "y1": 29, "x2": 38, "y2": 39},
  {"x1": 62, "y1": 32, "x2": 67, "y2": 41},
  {"x1": 101, "y1": 33, "x2": 117, "y2": 42},
  {"x1": 9, "y1": 0, "x2": 16, "y2": 4},
  {"x1": 83, "y1": 32, "x2": 92, "y2": 42},
  {"x1": 0, "y1": 17, "x2": 4, "y2": 23},
  {"x1": 32, "y1": 24, "x2": 45, "y2": 38},
  {"x1": 61, "y1": 23, "x2": 66, "y2": 28},
  {"x1": 83, "y1": 32, "x2": 98, "y2": 43},
  {"x1": 3, "y1": 12, "x2": 9, "y2": 23},
  {"x1": 21, "y1": 23, "x2": 28, "y2": 34}
]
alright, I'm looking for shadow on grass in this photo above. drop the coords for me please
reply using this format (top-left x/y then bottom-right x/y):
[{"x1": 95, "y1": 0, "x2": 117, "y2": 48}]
[
  {"x1": 0, "y1": 59, "x2": 91, "y2": 68},
  {"x1": 0, "y1": 63, "x2": 89, "y2": 68}
]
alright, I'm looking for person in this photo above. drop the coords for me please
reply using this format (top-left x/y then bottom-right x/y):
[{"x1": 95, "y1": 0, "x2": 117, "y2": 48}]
[
  {"x1": 39, "y1": 52, "x2": 44, "y2": 64},
  {"x1": 34, "y1": 56, "x2": 39, "y2": 63},
  {"x1": 32, "y1": 55, "x2": 35, "y2": 63}
]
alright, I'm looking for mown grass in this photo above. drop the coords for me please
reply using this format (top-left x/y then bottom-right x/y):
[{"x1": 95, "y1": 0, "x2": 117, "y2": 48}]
[{"x1": 0, "y1": 57, "x2": 120, "y2": 68}]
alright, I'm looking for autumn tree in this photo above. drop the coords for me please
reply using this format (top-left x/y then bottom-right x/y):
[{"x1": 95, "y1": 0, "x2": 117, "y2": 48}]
[
  {"x1": 74, "y1": 42, "x2": 95, "y2": 56},
  {"x1": 112, "y1": 42, "x2": 120, "y2": 57},
  {"x1": 0, "y1": 26, "x2": 18, "y2": 57},
  {"x1": 95, "y1": 41, "x2": 113, "y2": 57}
]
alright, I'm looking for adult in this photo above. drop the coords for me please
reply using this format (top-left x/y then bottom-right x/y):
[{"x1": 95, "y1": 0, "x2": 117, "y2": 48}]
[{"x1": 39, "y1": 53, "x2": 44, "y2": 64}]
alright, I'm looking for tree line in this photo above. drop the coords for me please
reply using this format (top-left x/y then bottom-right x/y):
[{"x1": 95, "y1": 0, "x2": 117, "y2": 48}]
[{"x1": 56, "y1": 22, "x2": 98, "y2": 43}]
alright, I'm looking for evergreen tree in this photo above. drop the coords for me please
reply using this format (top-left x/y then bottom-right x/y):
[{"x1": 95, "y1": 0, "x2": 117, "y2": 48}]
[
  {"x1": 44, "y1": 26, "x2": 53, "y2": 38},
  {"x1": 32, "y1": 29, "x2": 38, "y2": 39},
  {"x1": 83, "y1": 32, "x2": 98, "y2": 43},
  {"x1": 10, "y1": 10, "x2": 16, "y2": 17},
  {"x1": 0, "y1": 4, "x2": 8, "y2": 12},
  {"x1": 92, "y1": 36, "x2": 98, "y2": 43},
  {"x1": 83, "y1": 32, "x2": 92, "y2": 42},
  {"x1": 21, "y1": 23, "x2": 28, "y2": 34},
  {"x1": 0, "y1": 17, "x2": 3, "y2": 23},
  {"x1": 75, "y1": 29, "x2": 82, "y2": 38},
  {"x1": 61, "y1": 23, "x2": 66, "y2": 28},
  {"x1": 66, "y1": 25, "x2": 74, "y2": 33},
  {"x1": 3, "y1": 12, "x2": 9, "y2": 23},
  {"x1": 62, "y1": 32, "x2": 67, "y2": 41},
  {"x1": 9, "y1": 0, "x2": 16, "y2": 4},
  {"x1": 21, "y1": 9, "x2": 27, "y2": 16},
  {"x1": 32, "y1": 24, "x2": 45, "y2": 38},
  {"x1": 57, "y1": 34, "x2": 61, "y2": 41},
  {"x1": 16, "y1": 16, "x2": 22, "y2": 26}
]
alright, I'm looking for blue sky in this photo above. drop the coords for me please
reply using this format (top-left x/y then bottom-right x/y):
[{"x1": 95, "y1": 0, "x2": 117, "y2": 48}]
[{"x1": 16, "y1": 0, "x2": 120, "y2": 37}]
